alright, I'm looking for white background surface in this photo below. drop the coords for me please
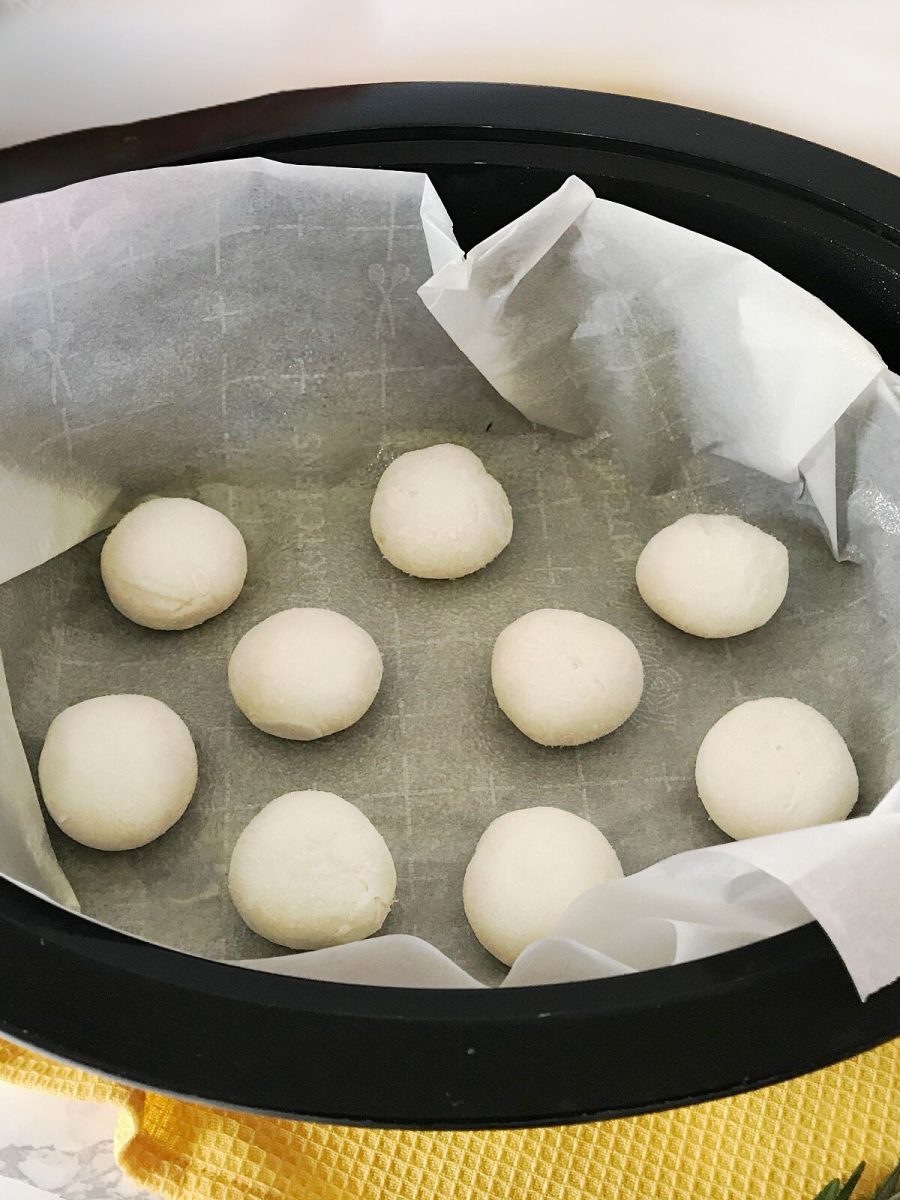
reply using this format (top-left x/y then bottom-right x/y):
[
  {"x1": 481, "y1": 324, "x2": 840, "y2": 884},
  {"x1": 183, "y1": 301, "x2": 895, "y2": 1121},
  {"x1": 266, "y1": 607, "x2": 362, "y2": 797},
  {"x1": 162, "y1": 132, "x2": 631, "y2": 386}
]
[
  {"x1": 0, "y1": 2, "x2": 898, "y2": 1197},
  {"x1": 0, "y1": 1080, "x2": 148, "y2": 1199}
]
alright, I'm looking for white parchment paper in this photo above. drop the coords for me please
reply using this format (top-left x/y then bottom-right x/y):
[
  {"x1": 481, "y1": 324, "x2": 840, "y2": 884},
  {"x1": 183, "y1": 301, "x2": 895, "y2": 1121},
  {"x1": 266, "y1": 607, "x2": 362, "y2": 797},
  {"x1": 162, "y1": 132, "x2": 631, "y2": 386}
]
[{"x1": 1, "y1": 159, "x2": 899, "y2": 995}]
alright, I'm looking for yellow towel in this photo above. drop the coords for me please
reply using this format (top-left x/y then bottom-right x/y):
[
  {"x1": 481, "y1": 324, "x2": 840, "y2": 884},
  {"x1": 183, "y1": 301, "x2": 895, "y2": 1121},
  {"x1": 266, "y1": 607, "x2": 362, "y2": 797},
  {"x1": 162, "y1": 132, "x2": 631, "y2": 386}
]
[{"x1": 0, "y1": 1036, "x2": 898, "y2": 1200}]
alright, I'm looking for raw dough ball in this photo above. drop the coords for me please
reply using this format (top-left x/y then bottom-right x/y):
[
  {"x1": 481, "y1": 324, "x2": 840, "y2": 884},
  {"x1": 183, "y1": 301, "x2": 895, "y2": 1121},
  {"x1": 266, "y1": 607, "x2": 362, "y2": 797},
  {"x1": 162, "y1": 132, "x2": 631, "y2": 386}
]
[
  {"x1": 228, "y1": 608, "x2": 383, "y2": 740},
  {"x1": 101, "y1": 497, "x2": 247, "y2": 630},
  {"x1": 491, "y1": 609, "x2": 644, "y2": 746},
  {"x1": 464, "y1": 807, "x2": 623, "y2": 965},
  {"x1": 696, "y1": 697, "x2": 859, "y2": 839},
  {"x1": 636, "y1": 513, "x2": 788, "y2": 638},
  {"x1": 228, "y1": 791, "x2": 397, "y2": 949},
  {"x1": 38, "y1": 695, "x2": 198, "y2": 851},
  {"x1": 370, "y1": 443, "x2": 513, "y2": 579}
]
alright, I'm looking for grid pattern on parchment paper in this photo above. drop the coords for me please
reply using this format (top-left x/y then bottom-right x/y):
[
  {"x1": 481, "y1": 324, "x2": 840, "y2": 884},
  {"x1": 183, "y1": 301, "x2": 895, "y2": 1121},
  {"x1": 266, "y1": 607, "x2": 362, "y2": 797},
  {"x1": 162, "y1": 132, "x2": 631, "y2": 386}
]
[{"x1": 1, "y1": 169, "x2": 899, "y2": 985}]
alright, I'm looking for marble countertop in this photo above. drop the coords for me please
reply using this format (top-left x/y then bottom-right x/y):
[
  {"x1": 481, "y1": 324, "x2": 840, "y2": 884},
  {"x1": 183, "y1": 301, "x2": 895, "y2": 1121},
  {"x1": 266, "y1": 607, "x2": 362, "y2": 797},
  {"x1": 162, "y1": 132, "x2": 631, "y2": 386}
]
[
  {"x1": 1, "y1": 2, "x2": 898, "y2": 1197},
  {"x1": 0, "y1": 1083, "x2": 150, "y2": 1200}
]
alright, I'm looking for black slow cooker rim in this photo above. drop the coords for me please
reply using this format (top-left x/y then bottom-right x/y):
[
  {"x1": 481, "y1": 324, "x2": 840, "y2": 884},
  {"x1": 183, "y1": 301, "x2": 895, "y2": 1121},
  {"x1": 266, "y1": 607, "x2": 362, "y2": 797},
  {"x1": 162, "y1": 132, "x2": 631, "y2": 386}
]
[
  {"x1": 3, "y1": 873, "x2": 897, "y2": 1128},
  {"x1": 1, "y1": 82, "x2": 899, "y2": 1127},
  {"x1": 3, "y1": 80, "x2": 900, "y2": 236}
]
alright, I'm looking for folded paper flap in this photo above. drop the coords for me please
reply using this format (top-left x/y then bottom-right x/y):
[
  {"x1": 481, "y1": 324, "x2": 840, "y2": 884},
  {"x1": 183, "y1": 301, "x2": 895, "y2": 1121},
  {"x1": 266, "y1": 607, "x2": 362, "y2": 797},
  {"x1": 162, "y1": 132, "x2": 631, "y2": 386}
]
[
  {"x1": 420, "y1": 175, "x2": 596, "y2": 294},
  {"x1": 421, "y1": 176, "x2": 884, "y2": 537},
  {"x1": 420, "y1": 178, "x2": 464, "y2": 279},
  {"x1": 465, "y1": 175, "x2": 596, "y2": 297},
  {"x1": 538, "y1": 814, "x2": 900, "y2": 998},
  {"x1": 0, "y1": 649, "x2": 75, "y2": 906},
  {"x1": 237, "y1": 934, "x2": 485, "y2": 989},
  {"x1": 505, "y1": 936, "x2": 635, "y2": 986}
]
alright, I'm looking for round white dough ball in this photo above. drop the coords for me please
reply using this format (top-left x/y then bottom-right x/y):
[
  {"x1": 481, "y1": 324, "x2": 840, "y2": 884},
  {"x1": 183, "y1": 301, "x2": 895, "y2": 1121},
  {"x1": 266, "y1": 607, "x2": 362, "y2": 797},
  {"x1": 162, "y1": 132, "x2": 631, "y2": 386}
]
[
  {"x1": 228, "y1": 791, "x2": 397, "y2": 950},
  {"x1": 370, "y1": 443, "x2": 513, "y2": 579},
  {"x1": 38, "y1": 694, "x2": 198, "y2": 851},
  {"x1": 696, "y1": 697, "x2": 859, "y2": 839},
  {"x1": 228, "y1": 608, "x2": 383, "y2": 740},
  {"x1": 491, "y1": 608, "x2": 644, "y2": 746},
  {"x1": 464, "y1": 807, "x2": 623, "y2": 965},
  {"x1": 636, "y1": 513, "x2": 788, "y2": 638},
  {"x1": 101, "y1": 497, "x2": 247, "y2": 630}
]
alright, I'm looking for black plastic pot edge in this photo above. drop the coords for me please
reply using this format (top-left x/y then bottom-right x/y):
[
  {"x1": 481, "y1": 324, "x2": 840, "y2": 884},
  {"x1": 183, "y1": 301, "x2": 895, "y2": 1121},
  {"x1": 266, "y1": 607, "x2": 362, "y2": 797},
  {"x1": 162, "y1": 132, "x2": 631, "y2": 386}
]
[
  {"x1": 3, "y1": 82, "x2": 900, "y2": 243},
  {"x1": 0, "y1": 874, "x2": 893, "y2": 1128}
]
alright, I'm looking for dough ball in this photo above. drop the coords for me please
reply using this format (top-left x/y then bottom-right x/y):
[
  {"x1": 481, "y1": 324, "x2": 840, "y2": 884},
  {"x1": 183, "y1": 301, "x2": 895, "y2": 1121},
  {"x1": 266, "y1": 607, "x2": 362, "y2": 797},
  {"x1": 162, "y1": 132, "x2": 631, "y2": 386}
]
[
  {"x1": 636, "y1": 513, "x2": 788, "y2": 638},
  {"x1": 491, "y1": 609, "x2": 644, "y2": 746},
  {"x1": 370, "y1": 443, "x2": 513, "y2": 579},
  {"x1": 696, "y1": 697, "x2": 859, "y2": 839},
  {"x1": 101, "y1": 497, "x2": 247, "y2": 630},
  {"x1": 464, "y1": 807, "x2": 623, "y2": 965},
  {"x1": 228, "y1": 791, "x2": 397, "y2": 949},
  {"x1": 38, "y1": 695, "x2": 198, "y2": 851},
  {"x1": 228, "y1": 608, "x2": 383, "y2": 740}
]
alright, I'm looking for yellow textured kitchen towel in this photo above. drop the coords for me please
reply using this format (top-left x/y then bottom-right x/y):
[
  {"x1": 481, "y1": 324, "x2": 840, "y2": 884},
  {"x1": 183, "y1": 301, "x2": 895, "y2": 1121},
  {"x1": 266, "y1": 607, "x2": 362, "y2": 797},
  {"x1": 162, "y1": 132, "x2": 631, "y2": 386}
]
[{"x1": 0, "y1": 1037, "x2": 898, "y2": 1200}]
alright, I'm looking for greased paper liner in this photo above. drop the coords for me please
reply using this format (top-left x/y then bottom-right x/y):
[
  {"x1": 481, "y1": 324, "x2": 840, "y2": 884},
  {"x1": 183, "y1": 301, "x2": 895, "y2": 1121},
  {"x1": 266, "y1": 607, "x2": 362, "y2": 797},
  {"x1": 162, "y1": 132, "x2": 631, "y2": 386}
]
[{"x1": 0, "y1": 159, "x2": 898, "y2": 995}]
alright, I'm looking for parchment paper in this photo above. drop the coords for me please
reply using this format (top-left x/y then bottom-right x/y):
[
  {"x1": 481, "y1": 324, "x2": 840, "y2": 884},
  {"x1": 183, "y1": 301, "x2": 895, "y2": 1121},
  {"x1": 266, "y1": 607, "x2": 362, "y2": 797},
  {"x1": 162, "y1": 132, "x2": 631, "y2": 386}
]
[{"x1": 1, "y1": 159, "x2": 899, "y2": 994}]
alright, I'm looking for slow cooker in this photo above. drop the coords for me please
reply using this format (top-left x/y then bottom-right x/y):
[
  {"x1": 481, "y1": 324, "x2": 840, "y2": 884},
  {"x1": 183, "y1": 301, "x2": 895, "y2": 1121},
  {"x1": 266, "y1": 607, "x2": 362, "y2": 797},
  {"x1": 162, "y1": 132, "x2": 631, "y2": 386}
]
[{"x1": 1, "y1": 82, "x2": 899, "y2": 1127}]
